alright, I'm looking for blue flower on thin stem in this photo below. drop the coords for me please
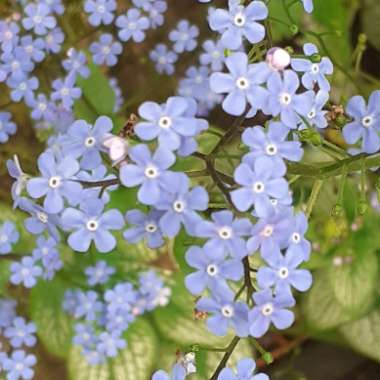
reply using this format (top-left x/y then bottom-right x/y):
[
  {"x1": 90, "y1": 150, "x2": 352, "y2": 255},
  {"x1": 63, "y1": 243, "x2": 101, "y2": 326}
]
[
  {"x1": 196, "y1": 292, "x2": 249, "y2": 337},
  {"x1": 123, "y1": 209, "x2": 165, "y2": 249},
  {"x1": 10, "y1": 256, "x2": 43, "y2": 288},
  {"x1": 2, "y1": 350, "x2": 36, "y2": 380},
  {"x1": 185, "y1": 242, "x2": 243, "y2": 295},
  {"x1": 90, "y1": 33, "x2": 122, "y2": 66},
  {"x1": 62, "y1": 198, "x2": 124, "y2": 253},
  {"x1": 84, "y1": 0, "x2": 116, "y2": 26},
  {"x1": 85, "y1": 261, "x2": 115, "y2": 286},
  {"x1": 62, "y1": 48, "x2": 90, "y2": 78},
  {"x1": 119, "y1": 144, "x2": 179, "y2": 205},
  {"x1": 26, "y1": 150, "x2": 82, "y2": 214},
  {"x1": 249, "y1": 289, "x2": 295, "y2": 337},
  {"x1": 116, "y1": 8, "x2": 150, "y2": 43},
  {"x1": 0, "y1": 21, "x2": 20, "y2": 52},
  {"x1": 342, "y1": 91, "x2": 380, "y2": 153},
  {"x1": 209, "y1": 0, "x2": 268, "y2": 50},
  {"x1": 51, "y1": 74, "x2": 81, "y2": 109},
  {"x1": 291, "y1": 43, "x2": 333, "y2": 92},
  {"x1": 150, "y1": 44, "x2": 178, "y2": 75},
  {"x1": 0, "y1": 221, "x2": 19, "y2": 254},
  {"x1": 152, "y1": 364, "x2": 186, "y2": 380},
  {"x1": 0, "y1": 112, "x2": 17, "y2": 143},
  {"x1": 4, "y1": 317, "x2": 36, "y2": 348},
  {"x1": 22, "y1": 3, "x2": 57, "y2": 35},
  {"x1": 199, "y1": 39, "x2": 226, "y2": 72},
  {"x1": 210, "y1": 52, "x2": 268, "y2": 116},
  {"x1": 169, "y1": 20, "x2": 199, "y2": 54},
  {"x1": 195, "y1": 210, "x2": 251, "y2": 259},
  {"x1": 20, "y1": 35, "x2": 46, "y2": 63},
  {"x1": 218, "y1": 358, "x2": 269, "y2": 380}
]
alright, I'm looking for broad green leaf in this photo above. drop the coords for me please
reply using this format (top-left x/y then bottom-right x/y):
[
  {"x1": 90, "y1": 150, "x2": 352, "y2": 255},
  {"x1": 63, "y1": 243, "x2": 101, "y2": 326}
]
[
  {"x1": 339, "y1": 309, "x2": 380, "y2": 362},
  {"x1": 30, "y1": 278, "x2": 73, "y2": 358},
  {"x1": 0, "y1": 260, "x2": 10, "y2": 295},
  {"x1": 73, "y1": 98, "x2": 97, "y2": 123},
  {"x1": 197, "y1": 130, "x2": 221, "y2": 155},
  {"x1": 172, "y1": 156, "x2": 205, "y2": 173}
]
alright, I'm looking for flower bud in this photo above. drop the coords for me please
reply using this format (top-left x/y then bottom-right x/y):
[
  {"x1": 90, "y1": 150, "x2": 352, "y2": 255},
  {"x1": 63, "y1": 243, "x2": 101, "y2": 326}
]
[
  {"x1": 290, "y1": 24, "x2": 299, "y2": 35},
  {"x1": 357, "y1": 200, "x2": 368, "y2": 215},
  {"x1": 331, "y1": 204, "x2": 343, "y2": 217},
  {"x1": 102, "y1": 135, "x2": 129, "y2": 164},
  {"x1": 266, "y1": 47, "x2": 291, "y2": 71}
]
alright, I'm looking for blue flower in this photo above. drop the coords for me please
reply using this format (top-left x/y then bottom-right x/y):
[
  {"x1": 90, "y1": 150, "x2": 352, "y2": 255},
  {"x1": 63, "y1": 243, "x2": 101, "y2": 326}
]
[
  {"x1": 124, "y1": 209, "x2": 165, "y2": 249},
  {"x1": 26, "y1": 150, "x2": 82, "y2": 214},
  {"x1": 196, "y1": 292, "x2": 249, "y2": 337},
  {"x1": 210, "y1": 52, "x2": 268, "y2": 116},
  {"x1": 73, "y1": 290, "x2": 103, "y2": 321},
  {"x1": 22, "y1": 3, "x2": 57, "y2": 35},
  {"x1": 150, "y1": 44, "x2": 178, "y2": 75},
  {"x1": 287, "y1": 212, "x2": 311, "y2": 260},
  {"x1": 209, "y1": 0, "x2": 268, "y2": 50},
  {"x1": 85, "y1": 261, "x2": 115, "y2": 286},
  {"x1": 2, "y1": 47, "x2": 34, "y2": 81},
  {"x1": 302, "y1": 0, "x2": 313, "y2": 13},
  {"x1": 20, "y1": 35, "x2": 46, "y2": 63},
  {"x1": 2, "y1": 350, "x2": 36, "y2": 380},
  {"x1": 26, "y1": 93, "x2": 53, "y2": 121},
  {"x1": 62, "y1": 48, "x2": 90, "y2": 78},
  {"x1": 10, "y1": 256, "x2": 43, "y2": 288},
  {"x1": 169, "y1": 19, "x2": 199, "y2": 53},
  {"x1": 218, "y1": 358, "x2": 269, "y2": 380},
  {"x1": 51, "y1": 74, "x2": 82, "y2": 109},
  {"x1": 200, "y1": 39, "x2": 226, "y2": 72},
  {"x1": 0, "y1": 21, "x2": 20, "y2": 52},
  {"x1": 231, "y1": 157, "x2": 289, "y2": 216},
  {"x1": 147, "y1": 1, "x2": 167, "y2": 29},
  {"x1": 63, "y1": 116, "x2": 113, "y2": 170},
  {"x1": 41, "y1": 0, "x2": 65, "y2": 15},
  {"x1": 90, "y1": 33, "x2": 122, "y2": 66},
  {"x1": 298, "y1": 90, "x2": 329, "y2": 129},
  {"x1": 135, "y1": 96, "x2": 202, "y2": 150},
  {"x1": 7, "y1": 76, "x2": 39, "y2": 103},
  {"x1": 291, "y1": 43, "x2": 333, "y2": 92},
  {"x1": 116, "y1": 9, "x2": 150, "y2": 43},
  {"x1": 104, "y1": 282, "x2": 137, "y2": 315},
  {"x1": 0, "y1": 221, "x2": 19, "y2": 255},
  {"x1": 84, "y1": 0, "x2": 116, "y2": 26},
  {"x1": 0, "y1": 112, "x2": 17, "y2": 143},
  {"x1": 73, "y1": 322, "x2": 96, "y2": 348},
  {"x1": 44, "y1": 27, "x2": 64, "y2": 53},
  {"x1": 249, "y1": 289, "x2": 295, "y2": 337},
  {"x1": 110, "y1": 77, "x2": 124, "y2": 112},
  {"x1": 62, "y1": 198, "x2": 124, "y2": 253},
  {"x1": 152, "y1": 364, "x2": 186, "y2": 380},
  {"x1": 97, "y1": 331, "x2": 126, "y2": 357},
  {"x1": 0, "y1": 298, "x2": 17, "y2": 328},
  {"x1": 342, "y1": 91, "x2": 380, "y2": 153},
  {"x1": 265, "y1": 70, "x2": 314, "y2": 128},
  {"x1": 4, "y1": 317, "x2": 36, "y2": 348},
  {"x1": 178, "y1": 65, "x2": 211, "y2": 101},
  {"x1": 119, "y1": 144, "x2": 178, "y2": 205},
  {"x1": 195, "y1": 210, "x2": 251, "y2": 259},
  {"x1": 185, "y1": 242, "x2": 243, "y2": 295}
]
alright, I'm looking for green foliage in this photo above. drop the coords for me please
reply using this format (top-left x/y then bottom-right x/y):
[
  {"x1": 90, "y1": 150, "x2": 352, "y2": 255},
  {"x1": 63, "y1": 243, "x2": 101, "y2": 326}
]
[{"x1": 361, "y1": 0, "x2": 380, "y2": 51}]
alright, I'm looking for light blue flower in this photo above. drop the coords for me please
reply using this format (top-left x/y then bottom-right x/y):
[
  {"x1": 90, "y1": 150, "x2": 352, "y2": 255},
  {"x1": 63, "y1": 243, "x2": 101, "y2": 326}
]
[
  {"x1": 10, "y1": 256, "x2": 43, "y2": 288},
  {"x1": 22, "y1": 2, "x2": 57, "y2": 35},
  {"x1": 152, "y1": 364, "x2": 186, "y2": 380},
  {"x1": 2, "y1": 350, "x2": 36, "y2": 380},
  {"x1": 0, "y1": 221, "x2": 19, "y2": 254},
  {"x1": 44, "y1": 27, "x2": 64, "y2": 53},
  {"x1": 7, "y1": 76, "x2": 39, "y2": 103},
  {"x1": 84, "y1": 0, "x2": 116, "y2": 26},
  {"x1": 4, "y1": 317, "x2": 36, "y2": 348},
  {"x1": 90, "y1": 33, "x2": 122, "y2": 66},
  {"x1": 62, "y1": 48, "x2": 90, "y2": 78},
  {"x1": 51, "y1": 74, "x2": 81, "y2": 109},
  {"x1": 169, "y1": 19, "x2": 199, "y2": 53},
  {"x1": 200, "y1": 39, "x2": 226, "y2": 72},
  {"x1": 150, "y1": 44, "x2": 177, "y2": 75},
  {"x1": 20, "y1": 35, "x2": 46, "y2": 62},
  {"x1": 116, "y1": 8, "x2": 150, "y2": 43},
  {"x1": 0, "y1": 112, "x2": 17, "y2": 143},
  {"x1": 218, "y1": 358, "x2": 269, "y2": 380}
]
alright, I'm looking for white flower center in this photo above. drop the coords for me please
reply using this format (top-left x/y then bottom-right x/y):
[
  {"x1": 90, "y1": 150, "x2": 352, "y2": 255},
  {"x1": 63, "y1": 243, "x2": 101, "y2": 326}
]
[
  {"x1": 279, "y1": 92, "x2": 292, "y2": 105},
  {"x1": 261, "y1": 302, "x2": 274, "y2": 316},
  {"x1": 218, "y1": 227, "x2": 232, "y2": 240},
  {"x1": 173, "y1": 200, "x2": 185, "y2": 213},
  {"x1": 236, "y1": 76, "x2": 250, "y2": 90},
  {"x1": 311, "y1": 63, "x2": 319, "y2": 74},
  {"x1": 212, "y1": 50, "x2": 220, "y2": 59},
  {"x1": 233, "y1": 12, "x2": 246, "y2": 27},
  {"x1": 362, "y1": 115, "x2": 373, "y2": 127},
  {"x1": 18, "y1": 82, "x2": 27, "y2": 91},
  {"x1": 253, "y1": 181, "x2": 265, "y2": 193},
  {"x1": 11, "y1": 60, "x2": 20, "y2": 70},
  {"x1": 60, "y1": 87, "x2": 70, "y2": 96},
  {"x1": 261, "y1": 225, "x2": 273, "y2": 237},
  {"x1": 144, "y1": 165, "x2": 158, "y2": 179},
  {"x1": 49, "y1": 176, "x2": 62, "y2": 188},
  {"x1": 0, "y1": 234, "x2": 8, "y2": 243},
  {"x1": 206, "y1": 263, "x2": 218, "y2": 276},
  {"x1": 195, "y1": 75, "x2": 203, "y2": 84},
  {"x1": 21, "y1": 268, "x2": 30, "y2": 277},
  {"x1": 97, "y1": 5, "x2": 105, "y2": 13},
  {"x1": 180, "y1": 32, "x2": 189, "y2": 41},
  {"x1": 5, "y1": 31, "x2": 13, "y2": 40},
  {"x1": 128, "y1": 22, "x2": 137, "y2": 30},
  {"x1": 86, "y1": 220, "x2": 99, "y2": 231},
  {"x1": 221, "y1": 304, "x2": 234, "y2": 318},
  {"x1": 158, "y1": 56, "x2": 166, "y2": 64},
  {"x1": 308, "y1": 108, "x2": 316, "y2": 119},
  {"x1": 85, "y1": 136, "x2": 96, "y2": 148},
  {"x1": 278, "y1": 267, "x2": 289, "y2": 279},
  {"x1": 38, "y1": 102, "x2": 47, "y2": 111},
  {"x1": 266, "y1": 144, "x2": 277, "y2": 156},
  {"x1": 33, "y1": 15, "x2": 42, "y2": 24},
  {"x1": 158, "y1": 116, "x2": 172, "y2": 129},
  {"x1": 291, "y1": 232, "x2": 301, "y2": 243},
  {"x1": 37, "y1": 211, "x2": 48, "y2": 223},
  {"x1": 102, "y1": 45, "x2": 111, "y2": 55},
  {"x1": 145, "y1": 223, "x2": 157, "y2": 233},
  {"x1": 15, "y1": 363, "x2": 24, "y2": 371}
]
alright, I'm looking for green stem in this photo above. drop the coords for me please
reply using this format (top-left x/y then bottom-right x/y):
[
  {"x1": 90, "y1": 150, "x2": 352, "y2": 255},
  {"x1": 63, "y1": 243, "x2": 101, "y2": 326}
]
[{"x1": 305, "y1": 180, "x2": 323, "y2": 218}]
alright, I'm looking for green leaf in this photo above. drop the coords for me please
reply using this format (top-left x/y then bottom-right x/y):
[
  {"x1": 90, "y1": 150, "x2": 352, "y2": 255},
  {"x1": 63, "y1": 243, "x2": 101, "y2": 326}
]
[
  {"x1": 0, "y1": 260, "x2": 10, "y2": 295},
  {"x1": 361, "y1": 0, "x2": 380, "y2": 51},
  {"x1": 339, "y1": 309, "x2": 380, "y2": 362},
  {"x1": 68, "y1": 319, "x2": 158, "y2": 380},
  {"x1": 73, "y1": 98, "x2": 97, "y2": 123},
  {"x1": 76, "y1": 62, "x2": 115, "y2": 115},
  {"x1": 30, "y1": 278, "x2": 73, "y2": 358}
]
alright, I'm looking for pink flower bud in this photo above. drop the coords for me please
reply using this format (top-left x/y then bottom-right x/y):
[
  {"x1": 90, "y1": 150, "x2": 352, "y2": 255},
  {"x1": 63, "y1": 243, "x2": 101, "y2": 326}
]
[
  {"x1": 102, "y1": 135, "x2": 128, "y2": 164},
  {"x1": 266, "y1": 48, "x2": 291, "y2": 71}
]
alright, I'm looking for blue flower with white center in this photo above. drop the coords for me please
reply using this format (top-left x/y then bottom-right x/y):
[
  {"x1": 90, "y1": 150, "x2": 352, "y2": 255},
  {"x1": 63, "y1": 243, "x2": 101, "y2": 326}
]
[
  {"x1": 287, "y1": 212, "x2": 311, "y2": 260},
  {"x1": 0, "y1": 221, "x2": 19, "y2": 255},
  {"x1": 119, "y1": 144, "x2": 178, "y2": 205},
  {"x1": 2, "y1": 47, "x2": 34, "y2": 81},
  {"x1": 97, "y1": 331, "x2": 126, "y2": 358},
  {"x1": 291, "y1": 43, "x2": 333, "y2": 92},
  {"x1": 73, "y1": 322, "x2": 96, "y2": 348},
  {"x1": 90, "y1": 33, "x2": 122, "y2": 66},
  {"x1": 0, "y1": 21, "x2": 19, "y2": 52},
  {"x1": 51, "y1": 74, "x2": 81, "y2": 109},
  {"x1": 44, "y1": 27, "x2": 64, "y2": 53},
  {"x1": 10, "y1": 256, "x2": 43, "y2": 288},
  {"x1": 302, "y1": 0, "x2": 313, "y2": 13},
  {"x1": 210, "y1": 52, "x2": 268, "y2": 116},
  {"x1": 150, "y1": 44, "x2": 178, "y2": 75},
  {"x1": 26, "y1": 150, "x2": 82, "y2": 214},
  {"x1": 265, "y1": 70, "x2": 314, "y2": 128},
  {"x1": 342, "y1": 91, "x2": 380, "y2": 153},
  {"x1": 0, "y1": 298, "x2": 17, "y2": 328},
  {"x1": 84, "y1": 0, "x2": 116, "y2": 26},
  {"x1": 298, "y1": 90, "x2": 329, "y2": 129},
  {"x1": 231, "y1": 157, "x2": 289, "y2": 216},
  {"x1": 20, "y1": 35, "x2": 46, "y2": 63},
  {"x1": 41, "y1": 0, "x2": 65, "y2": 14},
  {"x1": 147, "y1": 1, "x2": 167, "y2": 29},
  {"x1": 26, "y1": 93, "x2": 53, "y2": 121},
  {"x1": 85, "y1": 261, "x2": 115, "y2": 286},
  {"x1": 135, "y1": 96, "x2": 202, "y2": 151},
  {"x1": 62, "y1": 48, "x2": 90, "y2": 78},
  {"x1": 2, "y1": 350, "x2": 36, "y2": 380},
  {"x1": 200, "y1": 39, "x2": 226, "y2": 72},
  {"x1": 62, "y1": 116, "x2": 113, "y2": 170},
  {"x1": 73, "y1": 290, "x2": 103, "y2": 321},
  {"x1": 242, "y1": 122, "x2": 303, "y2": 171},
  {"x1": 257, "y1": 246, "x2": 312, "y2": 295},
  {"x1": 195, "y1": 210, "x2": 251, "y2": 259},
  {"x1": 218, "y1": 358, "x2": 269, "y2": 380},
  {"x1": 247, "y1": 208, "x2": 293, "y2": 259},
  {"x1": 104, "y1": 282, "x2": 137, "y2": 315},
  {"x1": 154, "y1": 175, "x2": 208, "y2": 237},
  {"x1": 0, "y1": 112, "x2": 17, "y2": 143},
  {"x1": 22, "y1": 2, "x2": 57, "y2": 35},
  {"x1": 178, "y1": 65, "x2": 211, "y2": 101},
  {"x1": 18, "y1": 198, "x2": 61, "y2": 241},
  {"x1": 196, "y1": 292, "x2": 249, "y2": 337},
  {"x1": 7, "y1": 76, "x2": 39, "y2": 103},
  {"x1": 4, "y1": 317, "x2": 36, "y2": 348},
  {"x1": 209, "y1": 0, "x2": 268, "y2": 50},
  {"x1": 106, "y1": 308, "x2": 135, "y2": 332},
  {"x1": 152, "y1": 364, "x2": 186, "y2": 380},
  {"x1": 185, "y1": 242, "x2": 243, "y2": 295},
  {"x1": 169, "y1": 19, "x2": 199, "y2": 53},
  {"x1": 132, "y1": 0, "x2": 155, "y2": 11},
  {"x1": 249, "y1": 289, "x2": 295, "y2": 337},
  {"x1": 62, "y1": 198, "x2": 124, "y2": 253},
  {"x1": 32, "y1": 236, "x2": 60, "y2": 270},
  {"x1": 124, "y1": 209, "x2": 165, "y2": 249},
  {"x1": 116, "y1": 8, "x2": 150, "y2": 43}
]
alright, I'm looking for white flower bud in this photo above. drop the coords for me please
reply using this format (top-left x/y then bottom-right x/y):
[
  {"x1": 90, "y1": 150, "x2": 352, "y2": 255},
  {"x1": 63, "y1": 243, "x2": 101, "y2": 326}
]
[
  {"x1": 102, "y1": 135, "x2": 128, "y2": 164},
  {"x1": 266, "y1": 47, "x2": 291, "y2": 71}
]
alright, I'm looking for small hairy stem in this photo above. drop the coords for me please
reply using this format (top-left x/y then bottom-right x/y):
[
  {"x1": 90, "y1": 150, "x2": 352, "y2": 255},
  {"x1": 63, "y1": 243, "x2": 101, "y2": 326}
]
[
  {"x1": 305, "y1": 180, "x2": 323, "y2": 218},
  {"x1": 78, "y1": 178, "x2": 120, "y2": 188},
  {"x1": 243, "y1": 257, "x2": 255, "y2": 303}
]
